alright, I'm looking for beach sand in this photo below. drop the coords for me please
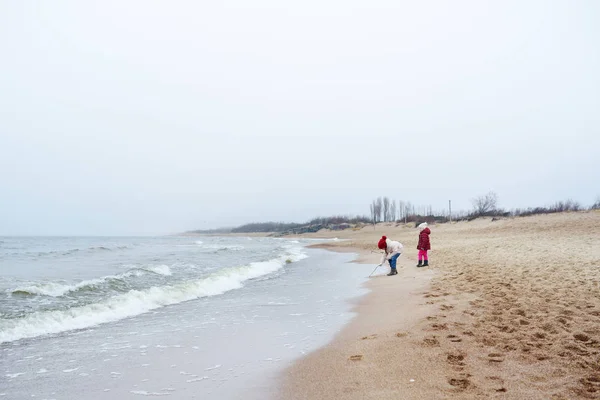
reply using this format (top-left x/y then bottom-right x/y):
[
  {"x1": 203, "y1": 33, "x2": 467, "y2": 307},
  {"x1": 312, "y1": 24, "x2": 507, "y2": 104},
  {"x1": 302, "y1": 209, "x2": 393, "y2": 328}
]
[{"x1": 280, "y1": 211, "x2": 600, "y2": 399}]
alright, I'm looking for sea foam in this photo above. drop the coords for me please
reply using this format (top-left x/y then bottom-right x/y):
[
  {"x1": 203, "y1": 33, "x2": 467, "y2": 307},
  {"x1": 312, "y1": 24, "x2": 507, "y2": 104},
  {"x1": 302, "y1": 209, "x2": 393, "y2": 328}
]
[{"x1": 0, "y1": 247, "x2": 306, "y2": 344}]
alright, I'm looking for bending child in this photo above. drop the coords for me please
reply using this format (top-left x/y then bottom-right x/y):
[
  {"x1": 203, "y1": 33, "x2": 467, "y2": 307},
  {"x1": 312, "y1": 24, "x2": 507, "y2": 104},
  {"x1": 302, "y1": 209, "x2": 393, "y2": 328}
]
[{"x1": 377, "y1": 235, "x2": 403, "y2": 276}]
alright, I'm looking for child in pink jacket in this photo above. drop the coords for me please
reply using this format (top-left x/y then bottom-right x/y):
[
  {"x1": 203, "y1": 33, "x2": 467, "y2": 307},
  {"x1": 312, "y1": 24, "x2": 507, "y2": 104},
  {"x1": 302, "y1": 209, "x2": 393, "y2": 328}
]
[{"x1": 416, "y1": 222, "x2": 431, "y2": 267}]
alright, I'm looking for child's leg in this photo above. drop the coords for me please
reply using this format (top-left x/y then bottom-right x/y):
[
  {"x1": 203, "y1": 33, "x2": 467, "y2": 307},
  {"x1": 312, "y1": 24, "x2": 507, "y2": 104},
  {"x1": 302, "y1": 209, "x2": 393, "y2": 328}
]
[
  {"x1": 423, "y1": 250, "x2": 428, "y2": 261},
  {"x1": 390, "y1": 253, "x2": 400, "y2": 269},
  {"x1": 418, "y1": 249, "x2": 424, "y2": 261}
]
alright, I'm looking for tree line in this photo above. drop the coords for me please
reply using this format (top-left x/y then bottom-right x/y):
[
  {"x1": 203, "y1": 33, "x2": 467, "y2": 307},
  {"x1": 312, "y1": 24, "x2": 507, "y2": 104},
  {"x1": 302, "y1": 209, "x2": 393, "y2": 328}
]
[
  {"x1": 369, "y1": 197, "x2": 439, "y2": 223},
  {"x1": 368, "y1": 191, "x2": 600, "y2": 225},
  {"x1": 189, "y1": 193, "x2": 600, "y2": 234}
]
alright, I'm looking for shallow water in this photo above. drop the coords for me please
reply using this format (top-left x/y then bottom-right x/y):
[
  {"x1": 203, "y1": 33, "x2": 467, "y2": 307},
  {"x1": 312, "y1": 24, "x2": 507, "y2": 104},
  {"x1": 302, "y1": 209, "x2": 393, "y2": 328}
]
[{"x1": 1, "y1": 236, "x2": 367, "y2": 399}]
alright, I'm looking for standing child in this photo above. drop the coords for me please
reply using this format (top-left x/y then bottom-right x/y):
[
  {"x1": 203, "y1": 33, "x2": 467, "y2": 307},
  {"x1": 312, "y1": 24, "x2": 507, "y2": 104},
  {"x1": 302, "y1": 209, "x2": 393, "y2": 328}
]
[
  {"x1": 416, "y1": 223, "x2": 431, "y2": 267},
  {"x1": 377, "y1": 235, "x2": 404, "y2": 276}
]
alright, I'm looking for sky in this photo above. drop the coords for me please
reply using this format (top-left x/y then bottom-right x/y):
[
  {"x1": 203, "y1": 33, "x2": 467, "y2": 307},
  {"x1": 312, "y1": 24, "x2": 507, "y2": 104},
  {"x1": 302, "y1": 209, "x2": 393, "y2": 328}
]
[{"x1": 1, "y1": 0, "x2": 599, "y2": 235}]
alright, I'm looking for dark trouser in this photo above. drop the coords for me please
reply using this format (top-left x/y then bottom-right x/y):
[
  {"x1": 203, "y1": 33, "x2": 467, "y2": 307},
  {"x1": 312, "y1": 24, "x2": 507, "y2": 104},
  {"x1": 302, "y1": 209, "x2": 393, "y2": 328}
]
[{"x1": 388, "y1": 253, "x2": 401, "y2": 270}]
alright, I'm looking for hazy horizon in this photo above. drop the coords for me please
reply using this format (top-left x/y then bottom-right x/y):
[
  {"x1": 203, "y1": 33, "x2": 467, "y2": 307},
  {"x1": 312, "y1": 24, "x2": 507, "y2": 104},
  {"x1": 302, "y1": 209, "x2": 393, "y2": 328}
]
[{"x1": 1, "y1": 1, "x2": 599, "y2": 236}]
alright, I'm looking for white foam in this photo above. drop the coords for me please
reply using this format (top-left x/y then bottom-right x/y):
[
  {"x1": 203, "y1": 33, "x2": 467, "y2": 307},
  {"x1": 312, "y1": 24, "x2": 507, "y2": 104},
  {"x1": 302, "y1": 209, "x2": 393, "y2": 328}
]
[
  {"x1": 194, "y1": 240, "x2": 203, "y2": 245},
  {"x1": 202, "y1": 244, "x2": 245, "y2": 251},
  {"x1": 130, "y1": 391, "x2": 171, "y2": 396},
  {"x1": 6, "y1": 372, "x2": 25, "y2": 378},
  {"x1": 0, "y1": 247, "x2": 307, "y2": 343},
  {"x1": 10, "y1": 265, "x2": 171, "y2": 297},
  {"x1": 204, "y1": 364, "x2": 221, "y2": 371},
  {"x1": 141, "y1": 265, "x2": 172, "y2": 276},
  {"x1": 186, "y1": 376, "x2": 209, "y2": 383},
  {"x1": 37, "y1": 369, "x2": 47, "y2": 373}
]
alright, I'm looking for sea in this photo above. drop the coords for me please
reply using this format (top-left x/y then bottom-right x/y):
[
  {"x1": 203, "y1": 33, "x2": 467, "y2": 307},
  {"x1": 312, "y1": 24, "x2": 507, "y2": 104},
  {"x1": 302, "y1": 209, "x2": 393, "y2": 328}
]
[{"x1": 0, "y1": 236, "x2": 369, "y2": 399}]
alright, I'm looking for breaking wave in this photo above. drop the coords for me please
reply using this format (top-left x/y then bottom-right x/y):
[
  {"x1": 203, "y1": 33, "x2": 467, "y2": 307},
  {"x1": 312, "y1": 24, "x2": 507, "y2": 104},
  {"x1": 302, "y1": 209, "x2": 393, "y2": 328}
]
[
  {"x1": 10, "y1": 265, "x2": 173, "y2": 297},
  {"x1": 0, "y1": 247, "x2": 307, "y2": 344}
]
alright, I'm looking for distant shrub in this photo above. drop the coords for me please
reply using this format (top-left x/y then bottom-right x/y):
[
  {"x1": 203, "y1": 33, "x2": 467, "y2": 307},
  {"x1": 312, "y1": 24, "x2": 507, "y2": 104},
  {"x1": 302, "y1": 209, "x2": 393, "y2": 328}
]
[
  {"x1": 512, "y1": 199, "x2": 583, "y2": 217},
  {"x1": 471, "y1": 191, "x2": 499, "y2": 216}
]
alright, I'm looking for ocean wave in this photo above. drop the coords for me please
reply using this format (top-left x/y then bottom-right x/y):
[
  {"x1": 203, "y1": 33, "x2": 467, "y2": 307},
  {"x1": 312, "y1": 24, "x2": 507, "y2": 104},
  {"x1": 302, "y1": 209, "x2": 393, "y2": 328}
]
[
  {"x1": 0, "y1": 248, "x2": 307, "y2": 344},
  {"x1": 15, "y1": 245, "x2": 132, "y2": 258},
  {"x1": 201, "y1": 244, "x2": 245, "y2": 251},
  {"x1": 9, "y1": 265, "x2": 172, "y2": 297},
  {"x1": 141, "y1": 265, "x2": 172, "y2": 276}
]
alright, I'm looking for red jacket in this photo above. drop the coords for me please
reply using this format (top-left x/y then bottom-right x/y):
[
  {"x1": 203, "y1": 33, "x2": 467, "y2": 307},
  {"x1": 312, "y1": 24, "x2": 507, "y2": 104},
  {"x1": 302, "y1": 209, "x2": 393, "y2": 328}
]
[{"x1": 417, "y1": 227, "x2": 431, "y2": 250}]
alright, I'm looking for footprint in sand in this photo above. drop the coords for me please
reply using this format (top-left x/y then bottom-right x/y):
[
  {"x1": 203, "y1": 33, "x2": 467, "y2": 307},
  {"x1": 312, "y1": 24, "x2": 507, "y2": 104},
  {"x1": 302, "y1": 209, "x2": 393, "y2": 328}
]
[
  {"x1": 589, "y1": 311, "x2": 600, "y2": 317},
  {"x1": 395, "y1": 332, "x2": 408, "y2": 338},
  {"x1": 579, "y1": 374, "x2": 600, "y2": 393},
  {"x1": 430, "y1": 323, "x2": 448, "y2": 331},
  {"x1": 487, "y1": 353, "x2": 505, "y2": 363},
  {"x1": 422, "y1": 336, "x2": 440, "y2": 347},
  {"x1": 349, "y1": 355, "x2": 363, "y2": 361},
  {"x1": 448, "y1": 376, "x2": 471, "y2": 390},
  {"x1": 573, "y1": 333, "x2": 590, "y2": 342},
  {"x1": 486, "y1": 376, "x2": 508, "y2": 393},
  {"x1": 447, "y1": 334, "x2": 462, "y2": 343},
  {"x1": 360, "y1": 334, "x2": 377, "y2": 340},
  {"x1": 446, "y1": 352, "x2": 466, "y2": 365}
]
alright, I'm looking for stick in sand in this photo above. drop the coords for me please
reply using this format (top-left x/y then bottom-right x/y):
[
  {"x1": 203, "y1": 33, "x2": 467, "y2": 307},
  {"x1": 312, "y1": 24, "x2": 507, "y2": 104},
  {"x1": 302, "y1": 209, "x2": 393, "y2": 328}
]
[{"x1": 369, "y1": 265, "x2": 380, "y2": 277}]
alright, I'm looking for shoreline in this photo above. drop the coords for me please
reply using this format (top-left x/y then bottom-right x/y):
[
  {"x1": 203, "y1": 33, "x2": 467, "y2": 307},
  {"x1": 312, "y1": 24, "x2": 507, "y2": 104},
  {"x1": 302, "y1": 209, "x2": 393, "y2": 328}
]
[
  {"x1": 278, "y1": 211, "x2": 600, "y2": 399},
  {"x1": 279, "y1": 241, "x2": 445, "y2": 399}
]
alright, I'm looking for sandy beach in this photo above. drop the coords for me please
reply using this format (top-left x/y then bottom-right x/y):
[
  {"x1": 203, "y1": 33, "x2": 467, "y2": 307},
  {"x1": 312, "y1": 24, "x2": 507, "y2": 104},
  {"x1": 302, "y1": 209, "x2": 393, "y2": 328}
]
[{"x1": 280, "y1": 211, "x2": 600, "y2": 399}]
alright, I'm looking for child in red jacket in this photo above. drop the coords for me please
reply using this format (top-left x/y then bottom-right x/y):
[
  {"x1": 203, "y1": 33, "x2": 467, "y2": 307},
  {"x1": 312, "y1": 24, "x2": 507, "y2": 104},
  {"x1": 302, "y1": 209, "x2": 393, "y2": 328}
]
[{"x1": 416, "y1": 222, "x2": 431, "y2": 267}]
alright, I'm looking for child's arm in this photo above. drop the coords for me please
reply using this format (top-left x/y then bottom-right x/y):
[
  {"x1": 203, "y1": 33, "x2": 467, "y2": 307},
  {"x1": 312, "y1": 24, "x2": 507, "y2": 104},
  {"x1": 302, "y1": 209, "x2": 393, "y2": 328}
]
[{"x1": 379, "y1": 251, "x2": 388, "y2": 265}]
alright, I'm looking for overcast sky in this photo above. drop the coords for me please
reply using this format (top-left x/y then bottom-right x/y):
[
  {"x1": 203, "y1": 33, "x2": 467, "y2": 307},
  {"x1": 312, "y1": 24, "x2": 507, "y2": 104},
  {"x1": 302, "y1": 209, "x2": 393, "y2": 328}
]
[{"x1": 1, "y1": 1, "x2": 599, "y2": 235}]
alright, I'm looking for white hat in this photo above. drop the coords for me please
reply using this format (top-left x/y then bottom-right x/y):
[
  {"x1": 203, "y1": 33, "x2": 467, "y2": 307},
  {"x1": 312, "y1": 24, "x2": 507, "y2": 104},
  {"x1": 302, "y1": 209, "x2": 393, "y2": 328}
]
[{"x1": 418, "y1": 222, "x2": 428, "y2": 230}]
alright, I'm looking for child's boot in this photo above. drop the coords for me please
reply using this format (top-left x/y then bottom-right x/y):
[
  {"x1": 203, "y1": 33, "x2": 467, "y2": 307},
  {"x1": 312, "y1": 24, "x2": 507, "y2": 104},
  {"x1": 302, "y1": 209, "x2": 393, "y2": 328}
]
[
  {"x1": 416, "y1": 260, "x2": 423, "y2": 267},
  {"x1": 423, "y1": 260, "x2": 429, "y2": 267},
  {"x1": 387, "y1": 268, "x2": 397, "y2": 276}
]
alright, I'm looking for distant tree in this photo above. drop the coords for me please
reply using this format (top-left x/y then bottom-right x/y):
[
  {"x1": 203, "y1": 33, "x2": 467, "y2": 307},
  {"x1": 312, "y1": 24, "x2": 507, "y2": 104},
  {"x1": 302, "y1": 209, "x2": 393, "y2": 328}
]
[
  {"x1": 592, "y1": 196, "x2": 600, "y2": 210},
  {"x1": 370, "y1": 203, "x2": 376, "y2": 223},
  {"x1": 376, "y1": 197, "x2": 383, "y2": 222},
  {"x1": 397, "y1": 200, "x2": 404, "y2": 221},
  {"x1": 382, "y1": 197, "x2": 390, "y2": 222},
  {"x1": 370, "y1": 198, "x2": 383, "y2": 223},
  {"x1": 390, "y1": 201, "x2": 397, "y2": 222},
  {"x1": 405, "y1": 202, "x2": 413, "y2": 219},
  {"x1": 472, "y1": 191, "x2": 499, "y2": 215},
  {"x1": 551, "y1": 199, "x2": 581, "y2": 212}
]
